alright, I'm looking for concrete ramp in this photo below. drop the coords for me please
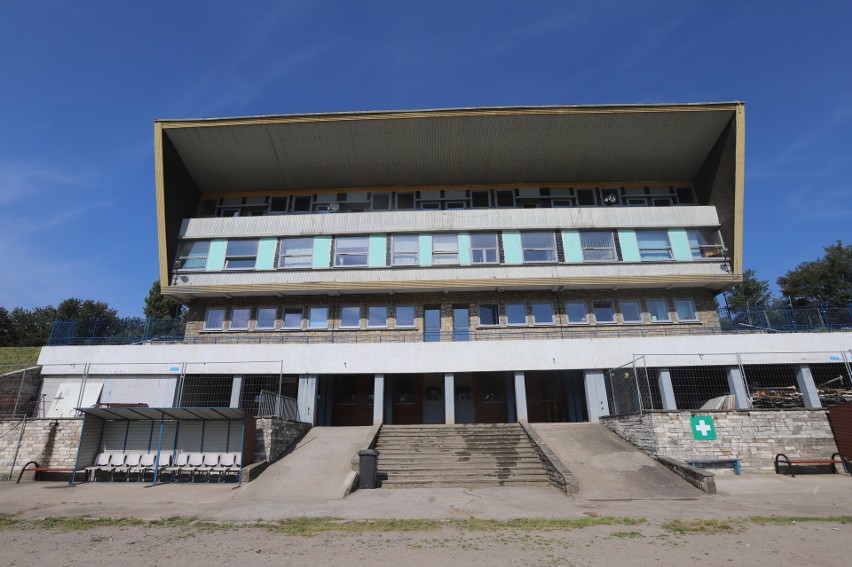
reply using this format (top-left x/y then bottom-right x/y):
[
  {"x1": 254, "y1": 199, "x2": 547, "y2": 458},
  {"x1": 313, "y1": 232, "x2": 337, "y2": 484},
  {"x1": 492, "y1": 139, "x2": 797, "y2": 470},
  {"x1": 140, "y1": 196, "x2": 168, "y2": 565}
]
[
  {"x1": 530, "y1": 423, "x2": 703, "y2": 500},
  {"x1": 237, "y1": 426, "x2": 374, "y2": 501}
]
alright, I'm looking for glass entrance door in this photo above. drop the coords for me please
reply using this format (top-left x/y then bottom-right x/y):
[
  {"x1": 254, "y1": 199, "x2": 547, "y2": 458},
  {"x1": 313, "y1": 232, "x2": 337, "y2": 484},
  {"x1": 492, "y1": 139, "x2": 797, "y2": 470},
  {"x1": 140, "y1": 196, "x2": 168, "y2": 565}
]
[
  {"x1": 453, "y1": 306, "x2": 470, "y2": 341},
  {"x1": 424, "y1": 307, "x2": 441, "y2": 342}
]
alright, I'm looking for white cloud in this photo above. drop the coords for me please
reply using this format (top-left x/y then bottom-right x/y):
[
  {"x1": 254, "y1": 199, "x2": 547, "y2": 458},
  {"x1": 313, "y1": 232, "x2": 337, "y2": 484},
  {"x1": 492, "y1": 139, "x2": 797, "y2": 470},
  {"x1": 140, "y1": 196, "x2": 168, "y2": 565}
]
[{"x1": 0, "y1": 162, "x2": 80, "y2": 205}]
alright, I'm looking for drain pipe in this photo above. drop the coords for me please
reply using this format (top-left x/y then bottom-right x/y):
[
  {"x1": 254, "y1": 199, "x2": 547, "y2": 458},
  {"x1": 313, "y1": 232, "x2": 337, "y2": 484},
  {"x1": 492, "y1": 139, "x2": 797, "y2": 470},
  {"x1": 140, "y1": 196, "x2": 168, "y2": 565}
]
[{"x1": 7, "y1": 414, "x2": 27, "y2": 480}]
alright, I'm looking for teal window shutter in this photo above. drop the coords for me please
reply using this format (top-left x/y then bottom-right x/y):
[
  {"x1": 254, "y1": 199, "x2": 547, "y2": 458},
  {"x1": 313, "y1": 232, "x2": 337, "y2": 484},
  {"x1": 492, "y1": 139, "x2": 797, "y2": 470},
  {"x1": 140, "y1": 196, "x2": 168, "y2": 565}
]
[
  {"x1": 256, "y1": 238, "x2": 278, "y2": 270},
  {"x1": 368, "y1": 235, "x2": 387, "y2": 267},
  {"x1": 312, "y1": 236, "x2": 332, "y2": 268},
  {"x1": 617, "y1": 230, "x2": 640, "y2": 262},
  {"x1": 561, "y1": 230, "x2": 583, "y2": 263},
  {"x1": 668, "y1": 229, "x2": 693, "y2": 261},
  {"x1": 206, "y1": 239, "x2": 227, "y2": 271}
]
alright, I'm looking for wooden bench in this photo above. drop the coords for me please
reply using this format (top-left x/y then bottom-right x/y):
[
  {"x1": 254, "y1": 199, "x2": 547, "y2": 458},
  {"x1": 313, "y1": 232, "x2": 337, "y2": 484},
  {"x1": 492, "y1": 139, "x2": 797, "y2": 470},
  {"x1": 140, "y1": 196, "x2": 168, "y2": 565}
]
[
  {"x1": 774, "y1": 453, "x2": 850, "y2": 477},
  {"x1": 687, "y1": 457, "x2": 741, "y2": 475},
  {"x1": 16, "y1": 461, "x2": 83, "y2": 483}
]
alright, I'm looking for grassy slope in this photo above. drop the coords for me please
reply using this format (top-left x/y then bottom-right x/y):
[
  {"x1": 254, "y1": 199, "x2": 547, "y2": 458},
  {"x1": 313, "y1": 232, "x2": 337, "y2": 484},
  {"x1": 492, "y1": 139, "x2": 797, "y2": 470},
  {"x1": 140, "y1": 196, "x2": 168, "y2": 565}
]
[{"x1": 0, "y1": 347, "x2": 41, "y2": 366}]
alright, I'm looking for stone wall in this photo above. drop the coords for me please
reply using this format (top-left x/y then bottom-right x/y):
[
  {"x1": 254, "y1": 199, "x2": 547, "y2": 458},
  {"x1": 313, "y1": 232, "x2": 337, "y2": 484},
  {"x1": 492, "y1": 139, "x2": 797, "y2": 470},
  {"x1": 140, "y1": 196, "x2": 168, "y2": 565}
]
[
  {"x1": 254, "y1": 418, "x2": 311, "y2": 463},
  {"x1": 0, "y1": 418, "x2": 83, "y2": 478},
  {"x1": 601, "y1": 410, "x2": 838, "y2": 473}
]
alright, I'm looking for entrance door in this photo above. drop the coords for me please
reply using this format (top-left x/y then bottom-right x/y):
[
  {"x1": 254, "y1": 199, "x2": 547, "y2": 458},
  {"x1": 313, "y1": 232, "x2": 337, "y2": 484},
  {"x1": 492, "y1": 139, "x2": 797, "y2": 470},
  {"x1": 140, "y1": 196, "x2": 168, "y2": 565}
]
[
  {"x1": 424, "y1": 306, "x2": 441, "y2": 342},
  {"x1": 473, "y1": 374, "x2": 507, "y2": 423},
  {"x1": 453, "y1": 306, "x2": 470, "y2": 341},
  {"x1": 331, "y1": 375, "x2": 374, "y2": 426},
  {"x1": 526, "y1": 372, "x2": 566, "y2": 422},
  {"x1": 392, "y1": 375, "x2": 424, "y2": 424}
]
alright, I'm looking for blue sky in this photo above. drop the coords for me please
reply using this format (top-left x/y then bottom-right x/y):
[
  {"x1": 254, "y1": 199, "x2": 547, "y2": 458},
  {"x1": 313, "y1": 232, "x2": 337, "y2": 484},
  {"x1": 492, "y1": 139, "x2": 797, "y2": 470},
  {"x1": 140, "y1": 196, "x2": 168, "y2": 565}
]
[{"x1": 1, "y1": 1, "x2": 850, "y2": 315}]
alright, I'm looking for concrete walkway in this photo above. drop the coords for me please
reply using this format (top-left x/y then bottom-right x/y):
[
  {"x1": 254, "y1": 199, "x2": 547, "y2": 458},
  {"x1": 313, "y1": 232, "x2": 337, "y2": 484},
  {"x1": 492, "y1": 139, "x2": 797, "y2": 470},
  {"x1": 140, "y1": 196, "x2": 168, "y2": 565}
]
[
  {"x1": 238, "y1": 426, "x2": 375, "y2": 501},
  {"x1": 530, "y1": 422, "x2": 703, "y2": 500}
]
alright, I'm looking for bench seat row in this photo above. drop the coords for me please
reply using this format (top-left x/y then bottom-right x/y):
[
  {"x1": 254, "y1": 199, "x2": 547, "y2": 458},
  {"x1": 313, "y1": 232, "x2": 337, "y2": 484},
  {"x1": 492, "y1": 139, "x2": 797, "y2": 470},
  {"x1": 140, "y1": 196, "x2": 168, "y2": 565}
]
[{"x1": 87, "y1": 452, "x2": 242, "y2": 483}]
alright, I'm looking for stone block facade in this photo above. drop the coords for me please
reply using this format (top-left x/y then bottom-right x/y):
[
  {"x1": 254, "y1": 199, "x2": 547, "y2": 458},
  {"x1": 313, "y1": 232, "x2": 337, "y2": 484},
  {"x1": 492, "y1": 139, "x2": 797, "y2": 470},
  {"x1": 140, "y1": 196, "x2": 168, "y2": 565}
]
[
  {"x1": 0, "y1": 418, "x2": 83, "y2": 478},
  {"x1": 254, "y1": 418, "x2": 311, "y2": 463},
  {"x1": 601, "y1": 410, "x2": 839, "y2": 473}
]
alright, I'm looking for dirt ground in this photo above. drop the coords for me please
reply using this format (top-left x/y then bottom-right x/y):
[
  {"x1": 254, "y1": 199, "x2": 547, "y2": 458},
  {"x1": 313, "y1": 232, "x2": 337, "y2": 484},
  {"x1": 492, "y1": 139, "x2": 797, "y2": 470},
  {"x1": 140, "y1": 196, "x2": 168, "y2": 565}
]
[{"x1": 0, "y1": 518, "x2": 849, "y2": 567}]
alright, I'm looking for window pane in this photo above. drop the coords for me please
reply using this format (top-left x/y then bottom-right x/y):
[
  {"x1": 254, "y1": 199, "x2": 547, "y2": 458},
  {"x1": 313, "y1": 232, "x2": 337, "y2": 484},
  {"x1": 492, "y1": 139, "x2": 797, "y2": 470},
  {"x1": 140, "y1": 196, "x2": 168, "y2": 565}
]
[
  {"x1": 180, "y1": 241, "x2": 209, "y2": 270},
  {"x1": 523, "y1": 249, "x2": 556, "y2": 262},
  {"x1": 532, "y1": 303, "x2": 553, "y2": 324},
  {"x1": 395, "y1": 306, "x2": 415, "y2": 327},
  {"x1": 620, "y1": 301, "x2": 642, "y2": 322},
  {"x1": 336, "y1": 236, "x2": 369, "y2": 252},
  {"x1": 580, "y1": 231, "x2": 616, "y2": 261},
  {"x1": 372, "y1": 193, "x2": 391, "y2": 210},
  {"x1": 675, "y1": 300, "x2": 697, "y2": 321},
  {"x1": 226, "y1": 240, "x2": 258, "y2": 256},
  {"x1": 368, "y1": 306, "x2": 388, "y2": 327},
  {"x1": 279, "y1": 238, "x2": 313, "y2": 268},
  {"x1": 230, "y1": 307, "x2": 251, "y2": 330},
  {"x1": 565, "y1": 302, "x2": 587, "y2": 323},
  {"x1": 256, "y1": 308, "x2": 276, "y2": 329},
  {"x1": 204, "y1": 308, "x2": 225, "y2": 330},
  {"x1": 340, "y1": 306, "x2": 360, "y2": 328},
  {"x1": 592, "y1": 301, "x2": 614, "y2": 323},
  {"x1": 648, "y1": 300, "x2": 670, "y2": 322},
  {"x1": 471, "y1": 233, "x2": 498, "y2": 264},
  {"x1": 471, "y1": 233, "x2": 497, "y2": 247},
  {"x1": 432, "y1": 234, "x2": 458, "y2": 252},
  {"x1": 637, "y1": 231, "x2": 672, "y2": 260},
  {"x1": 522, "y1": 232, "x2": 554, "y2": 249},
  {"x1": 478, "y1": 304, "x2": 498, "y2": 326},
  {"x1": 392, "y1": 235, "x2": 419, "y2": 265},
  {"x1": 506, "y1": 303, "x2": 526, "y2": 325},
  {"x1": 308, "y1": 307, "x2": 328, "y2": 328},
  {"x1": 283, "y1": 308, "x2": 303, "y2": 329}
]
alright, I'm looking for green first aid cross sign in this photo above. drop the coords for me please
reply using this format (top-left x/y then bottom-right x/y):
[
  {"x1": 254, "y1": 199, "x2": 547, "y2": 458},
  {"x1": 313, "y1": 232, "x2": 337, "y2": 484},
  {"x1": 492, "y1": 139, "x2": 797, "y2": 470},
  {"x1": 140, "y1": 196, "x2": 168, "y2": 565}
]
[{"x1": 690, "y1": 415, "x2": 717, "y2": 440}]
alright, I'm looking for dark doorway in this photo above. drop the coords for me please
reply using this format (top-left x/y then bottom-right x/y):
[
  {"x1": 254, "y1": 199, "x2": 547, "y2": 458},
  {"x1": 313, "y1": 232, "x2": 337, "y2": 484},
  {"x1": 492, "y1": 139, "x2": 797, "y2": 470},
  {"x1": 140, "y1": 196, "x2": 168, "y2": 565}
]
[
  {"x1": 392, "y1": 375, "x2": 424, "y2": 424},
  {"x1": 331, "y1": 375, "x2": 374, "y2": 426},
  {"x1": 473, "y1": 373, "x2": 508, "y2": 423}
]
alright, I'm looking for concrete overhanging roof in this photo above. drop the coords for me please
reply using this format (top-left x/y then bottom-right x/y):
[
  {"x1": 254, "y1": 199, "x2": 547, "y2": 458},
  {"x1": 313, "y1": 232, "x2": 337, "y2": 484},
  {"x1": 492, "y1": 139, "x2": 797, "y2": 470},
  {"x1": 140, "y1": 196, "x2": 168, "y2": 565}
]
[{"x1": 157, "y1": 103, "x2": 741, "y2": 193}]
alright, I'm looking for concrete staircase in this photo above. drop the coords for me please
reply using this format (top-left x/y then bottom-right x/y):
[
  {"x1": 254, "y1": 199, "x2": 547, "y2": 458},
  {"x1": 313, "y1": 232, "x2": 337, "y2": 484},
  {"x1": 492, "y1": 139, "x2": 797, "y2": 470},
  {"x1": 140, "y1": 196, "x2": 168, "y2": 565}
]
[{"x1": 375, "y1": 423, "x2": 551, "y2": 488}]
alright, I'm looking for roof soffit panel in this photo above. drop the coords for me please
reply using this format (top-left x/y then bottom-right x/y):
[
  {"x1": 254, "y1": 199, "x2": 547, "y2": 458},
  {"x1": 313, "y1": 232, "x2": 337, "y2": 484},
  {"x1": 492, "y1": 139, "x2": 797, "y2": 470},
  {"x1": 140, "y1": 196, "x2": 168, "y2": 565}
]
[{"x1": 163, "y1": 109, "x2": 735, "y2": 193}]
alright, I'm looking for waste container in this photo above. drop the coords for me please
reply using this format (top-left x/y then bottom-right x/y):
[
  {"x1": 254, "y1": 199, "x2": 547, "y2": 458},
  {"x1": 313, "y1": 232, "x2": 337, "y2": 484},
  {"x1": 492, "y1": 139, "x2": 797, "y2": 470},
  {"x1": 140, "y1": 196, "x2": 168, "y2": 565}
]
[{"x1": 358, "y1": 449, "x2": 380, "y2": 489}]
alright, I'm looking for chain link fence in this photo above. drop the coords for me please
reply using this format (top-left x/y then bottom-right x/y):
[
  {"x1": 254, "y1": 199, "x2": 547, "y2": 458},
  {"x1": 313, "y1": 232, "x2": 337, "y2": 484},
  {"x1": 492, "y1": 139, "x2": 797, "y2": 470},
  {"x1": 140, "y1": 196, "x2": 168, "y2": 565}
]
[{"x1": 0, "y1": 365, "x2": 44, "y2": 419}]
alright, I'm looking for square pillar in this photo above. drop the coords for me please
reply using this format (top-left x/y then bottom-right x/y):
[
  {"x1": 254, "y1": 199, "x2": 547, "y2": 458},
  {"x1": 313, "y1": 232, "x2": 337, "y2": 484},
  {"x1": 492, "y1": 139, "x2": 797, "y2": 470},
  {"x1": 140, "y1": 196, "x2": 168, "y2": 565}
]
[
  {"x1": 513, "y1": 371, "x2": 528, "y2": 422},
  {"x1": 796, "y1": 365, "x2": 822, "y2": 408},
  {"x1": 444, "y1": 373, "x2": 455, "y2": 424},
  {"x1": 584, "y1": 370, "x2": 609, "y2": 422},
  {"x1": 297, "y1": 374, "x2": 318, "y2": 425},
  {"x1": 657, "y1": 368, "x2": 677, "y2": 410},
  {"x1": 373, "y1": 374, "x2": 385, "y2": 425},
  {"x1": 229, "y1": 375, "x2": 243, "y2": 408},
  {"x1": 726, "y1": 367, "x2": 751, "y2": 409}
]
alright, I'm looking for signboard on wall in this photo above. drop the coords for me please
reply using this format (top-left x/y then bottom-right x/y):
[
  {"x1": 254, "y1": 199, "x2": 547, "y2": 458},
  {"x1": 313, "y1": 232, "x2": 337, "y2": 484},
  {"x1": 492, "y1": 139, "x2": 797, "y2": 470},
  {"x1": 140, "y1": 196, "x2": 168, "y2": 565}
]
[{"x1": 690, "y1": 415, "x2": 717, "y2": 440}]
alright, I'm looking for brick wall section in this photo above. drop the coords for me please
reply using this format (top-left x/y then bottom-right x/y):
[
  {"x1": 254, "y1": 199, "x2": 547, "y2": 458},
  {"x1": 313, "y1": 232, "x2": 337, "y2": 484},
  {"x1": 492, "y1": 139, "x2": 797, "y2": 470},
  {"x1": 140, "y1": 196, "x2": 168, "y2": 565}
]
[
  {"x1": 254, "y1": 418, "x2": 311, "y2": 463},
  {"x1": 184, "y1": 289, "x2": 719, "y2": 339},
  {"x1": 0, "y1": 418, "x2": 83, "y2": 478},
  {"x1": 601, "y1": 410, "x2": 839, "y2": 473}
]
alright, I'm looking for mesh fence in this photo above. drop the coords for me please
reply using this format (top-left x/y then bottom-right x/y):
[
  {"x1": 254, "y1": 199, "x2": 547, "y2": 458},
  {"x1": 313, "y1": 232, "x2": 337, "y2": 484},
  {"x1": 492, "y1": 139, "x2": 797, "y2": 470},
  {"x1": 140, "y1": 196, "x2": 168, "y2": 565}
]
[
  {"x1": 0, "y1": 365, "x2": 43, "y2": 418},
  {"x1": 605, "y1": 358, "x2": 654, "y2": 416}
]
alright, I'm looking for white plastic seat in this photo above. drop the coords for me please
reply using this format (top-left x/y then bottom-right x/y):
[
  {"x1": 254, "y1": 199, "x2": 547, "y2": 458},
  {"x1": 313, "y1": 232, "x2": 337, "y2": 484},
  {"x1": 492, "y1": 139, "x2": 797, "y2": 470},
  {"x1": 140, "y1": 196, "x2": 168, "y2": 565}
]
[
  {"x1": 97, "y1": 453, "x2": 126, "y2": 481},
  {"x1": 86, "y1": 453, "x2": 110, "y2": 481},
  {"x1": 197, "y1": 453, "x2": 220, "y2": 482},
  {"x1": 166, "y1": 452, "x2": 191, "y2": 482}
]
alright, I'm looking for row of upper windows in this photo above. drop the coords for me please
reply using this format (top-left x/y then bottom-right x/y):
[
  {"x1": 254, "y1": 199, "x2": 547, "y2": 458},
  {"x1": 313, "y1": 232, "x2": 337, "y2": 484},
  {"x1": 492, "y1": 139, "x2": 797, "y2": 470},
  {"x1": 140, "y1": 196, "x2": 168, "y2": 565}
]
[
  {"x1": 198, "y1": 186, "x2": 698, "y2": 217},
  {"x1": 177, "y1": 228, "x2": 724, "y2": 271},
  {"x1": 202, "y1": 299, "x2": 699, "y2": 332}
]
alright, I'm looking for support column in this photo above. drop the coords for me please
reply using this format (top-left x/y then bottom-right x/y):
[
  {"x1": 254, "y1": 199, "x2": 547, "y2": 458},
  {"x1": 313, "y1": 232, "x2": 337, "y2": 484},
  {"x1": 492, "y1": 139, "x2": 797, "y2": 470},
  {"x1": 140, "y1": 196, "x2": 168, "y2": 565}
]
[
  {"x1": 229, "y1": 375, "x2": 243, "y2": 408},
  {"x1": 796, "y1": 365, "x2": 822, "y2": 408},
  {"x1": 373, "y1": 374, "x2": 385, "y2": 425},
  {"x1": 513, "y1": 371, "x2": 528, "y2": 422},
  {"x1": 726, "y1": 367, "x2": 750, "y2": 409},
  {"x1": 584, "y1": 370, "x2": 609, "y2": 423},
  {"x1": 657, "y1": 368, "x2": 677, "y2": 410},
  {"x1": 297, "y1": 374, "x2": 318, "y2": 425},
  {"x1": 444, "y1": 373, "x2": 455, "y2": 424}
]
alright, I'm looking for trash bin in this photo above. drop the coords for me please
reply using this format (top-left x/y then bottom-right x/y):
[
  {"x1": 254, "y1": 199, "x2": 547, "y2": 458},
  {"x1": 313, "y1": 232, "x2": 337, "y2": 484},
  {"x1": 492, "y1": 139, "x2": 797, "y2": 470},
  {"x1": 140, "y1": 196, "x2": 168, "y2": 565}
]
[{"x1": 358, "y1": 449, "x2": 380, "y2": 489}]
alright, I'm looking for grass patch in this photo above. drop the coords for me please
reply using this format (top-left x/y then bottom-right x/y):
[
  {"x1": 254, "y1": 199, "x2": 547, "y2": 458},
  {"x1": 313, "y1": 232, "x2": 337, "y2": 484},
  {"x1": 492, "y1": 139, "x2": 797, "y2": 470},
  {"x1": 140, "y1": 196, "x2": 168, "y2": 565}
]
[
  {"x1": 451, "y1": 517, "x2": 646, "y2": 531},
  {"x1": 610, "y1": 530, "x2": 644, "y2": 538},
  {"x1": 749, "y1": 515, "x2": 852, "y2": 525},
  {"x1": 38, "y1": 516, "x2": 146, "y2": 531},
  {"x1": 0, "y1": 513, "x2": 22, "y2": 528},
  {"x1": 268, "y1": 517, "x2": 442, "y2": 536},
  {"x1": 661, "y1": 519, "x2": 743, "y2": 535},
  {"x1": 0, "y1": 347, "x2": 41, "y2": 366}
]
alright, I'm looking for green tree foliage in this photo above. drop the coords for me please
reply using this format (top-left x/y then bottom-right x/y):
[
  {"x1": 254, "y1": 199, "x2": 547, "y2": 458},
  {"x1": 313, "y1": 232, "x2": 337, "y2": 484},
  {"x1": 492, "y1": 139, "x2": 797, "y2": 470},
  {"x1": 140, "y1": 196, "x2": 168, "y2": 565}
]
[
  {"x1": 56, "y1": 298, "x2": 118, "y2": 322},
  {"x1": 778, "y1": 241, "x2": 852, "y2": 307},
  {"x1": 143, "y1": 280, "x2": 185, "y2": 318},
  {"x1": 0, "y1": 307, "x2": 12, "y2": 346},
  {"x1": 724, "y1": 268, "x2": 773, "y2": 308},
  {"x1": 0, "y1": 299, "x2": 120, "y2": 347},
  {"x1": 7, "y1": 305, "x2": 57, "y2": 346}
]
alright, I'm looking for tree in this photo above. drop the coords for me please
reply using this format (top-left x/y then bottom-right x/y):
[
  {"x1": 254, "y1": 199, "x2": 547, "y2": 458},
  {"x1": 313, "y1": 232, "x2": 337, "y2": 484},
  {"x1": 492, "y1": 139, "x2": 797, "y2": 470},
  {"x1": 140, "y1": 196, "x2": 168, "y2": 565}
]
[
  {"x1": 143, "y1": 280, "x2": 185, "y2": 318},
  {"x1": 723, "y1": 268, "x2": 773, "y2": 309},
  {"x1": 9, "y1": 305, "x2": 57, "y2": 346},
  {"x1": 778, "y1": 241, "x2": 852, "y2": 307},
  {"x1": 56, "y1": 298, "x2": 118, "y2": 322},
  {"x1": 0, "y1": 307, "x2": 12, "y2": 347}
]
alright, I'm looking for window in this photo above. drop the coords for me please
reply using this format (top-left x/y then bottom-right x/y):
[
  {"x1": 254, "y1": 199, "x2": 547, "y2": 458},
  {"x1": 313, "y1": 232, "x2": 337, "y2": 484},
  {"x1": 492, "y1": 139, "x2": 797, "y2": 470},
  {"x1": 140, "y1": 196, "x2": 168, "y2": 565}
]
[
  {"x1": 674, "y1": 299, "x2": 698, "y2": 321},
  {"x1": 340, "y1": 306, "x2": 361, "y2": 328},
  {"x1": 372, "y1": 193, "x2": 391, "y2": 210},
  {"x1": 687, "y1": 229, "x2": 724, "y2": 259},
  {"x1": 395, "y1": 305, "x2": 415, "y2": 327},
  {"x1": 495, "y1": 190, "x2": 514, "y2": 207},
  {"x1": 230, "y1": 307, "x2": 251, "y2": 330},
  {"x1": 532, "y1": 303, "x2": 554, "y2": 325},
  {"x1": 478, "y1": 304, "x2": 499, "y2": 326},
  {"x1": 647, "y1": 300, "x2": 670, "y2": 322},
  {"x1": 283, "y1": 308, "x2": 303, "y2": 330},
  {"x1": 506, "y1": 303, "x2": 527, "y2": 325},
  {"x1": 308, "y1": 307, "x2": 329, "y2": 329},
  {"x1": 256, "y1": 307, "x2": 277, "y2": 330},
  {"x1": 565, "y1": 302, "x2": 588, "y2": 324},
  {"x1": 637, "y1": 231, "x2": 672, "y2": 260},
  {"x1": 521, "y1": 232, "x2": 557, "y2": 262},
  {"x1": 392, "y1": 235, "x2": 419, "y2": 266},
  {"x1": 580, "y1": 231, "x2": 617, "y2": 261},
  {"x1": 620, "y1": 301, "x2": 642, "y2": 323},
  {"x1": 177, "y1": 241, "x2": 209, "y2": 270},
  {"x1": 203, "y1": 308, "x2": 225, "y2": 330},
  {"x1": 368, "y1": 306, "x2": 388, "y2": 327},
  {"x1": 279, "y1": 238, "x2": 313, "y2": 268},
  {"x1": 292, "y1": 195, "x2": 312, "y2": 212},
  {"x1": 576, "y1": 188, "x2": 596, "y2": 206},
  {"x1": 397, "y1": 192, "x2": 415, "y2": 209},
  {"x1": 471, "y1": 190, "x2": 490, "y2": 208},
  {"x1": 432, "y1": 234, "x2": 459, "y2": 264},
  {"x1": 592, "y1": 301, "x2": 615, "y2": 323},
  {"x1": 224, "y1": 240, "x2": 258, "y2": 269},
  {"x1": 470, "y1": 233, "x2": 499, "y2": 264},
  {"x1": 334, "y1": 236, "x2": 369, "y2": 267}
]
